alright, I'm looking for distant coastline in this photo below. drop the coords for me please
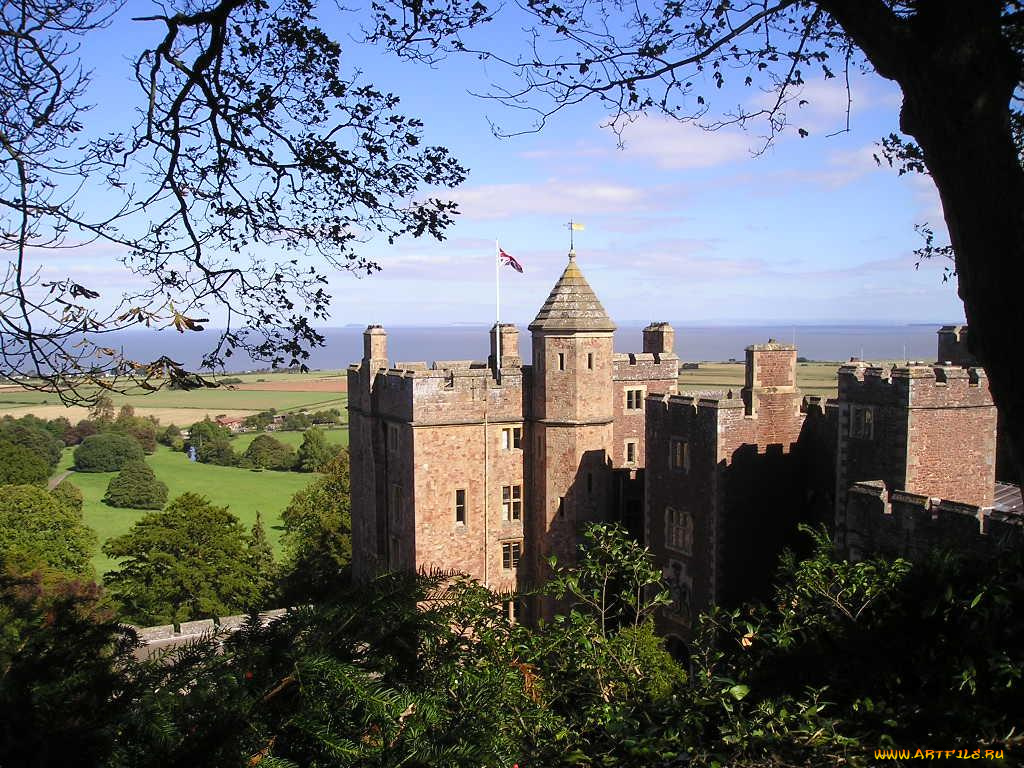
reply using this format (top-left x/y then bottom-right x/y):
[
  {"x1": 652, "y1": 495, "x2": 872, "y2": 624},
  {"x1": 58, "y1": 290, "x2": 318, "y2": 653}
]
[{"x1": 100, "y1": 323, "x2": 959, "y2": 373}]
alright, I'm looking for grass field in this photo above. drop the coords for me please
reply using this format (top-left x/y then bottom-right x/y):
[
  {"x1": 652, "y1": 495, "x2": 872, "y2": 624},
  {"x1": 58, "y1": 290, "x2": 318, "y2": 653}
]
[
  {"x1": 678, "y1": 361, "x2": 862, "y2": 399},
  {"x1": 230, "y1": 427, "x2": 349, "y2": 452},
  {"x1": 60, "y1": 444, "x2": 318, "y2": 575}
]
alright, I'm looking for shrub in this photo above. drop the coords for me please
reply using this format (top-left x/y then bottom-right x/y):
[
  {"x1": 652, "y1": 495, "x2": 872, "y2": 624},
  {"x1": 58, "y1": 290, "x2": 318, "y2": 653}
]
[
  {"x1": 103, "y1": 461, "x2": 168, "y2": 510},
  {"x1": 73, "y1": 433, "x2": 145, "y2": 472},
  {"x1": 219, "y1": 377, "x2": 243, "y2": 385},
  {"x1": 244, "y1": 434, "x2": 296, "y2": 471},
  {"x1": 0, "y1": 440, "x2": 50, "y2": 486}
]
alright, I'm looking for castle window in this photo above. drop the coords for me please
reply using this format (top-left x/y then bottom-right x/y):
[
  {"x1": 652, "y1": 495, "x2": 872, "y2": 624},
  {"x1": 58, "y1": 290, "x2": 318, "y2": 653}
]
[
  {"x1": 625, "y1": 440, "x2": 638, "y2": 465},
  {"x1": 588, "y1": 352, "x2": 594, "y2": 370},
  {"x1": 558, "y1": 496, "x2": 565, "y2": 518},
  {"x1": 502, "y1": 541, "x2": 522, "y2": 570},
  {"x1": 558, "y1": 352, "x2": 565, "y2": 371},
  {"x1": 455, "y1": 489, "x2": 466, "y2": 524},
  {"x1": 501, "y1": 426, "x2": 522, "y2": 450},
  {"x1": 850, "y1": 405, "x2": 875, "y2": 440},
  {"x1": 587, "y1": 472, "x2": 593, "y2": 494},
  {"x1": 389, "y1": 484, "x2": 403, "y2": 523},
  {"x1": 626, "y1": 388, "x2": 645, "y2": 410},
  {"x1": 666, "y1": 507, "x2": 693, "y2": 555},
  {"x1": 387, "y1": 423, "x2": 400, "y2": 454},
  {"x1": 670, "y1": 439, "x2": 690, "y2": 473},
  {"x1": 502, "y1": 484, "x2": 522, "y2": 521}
]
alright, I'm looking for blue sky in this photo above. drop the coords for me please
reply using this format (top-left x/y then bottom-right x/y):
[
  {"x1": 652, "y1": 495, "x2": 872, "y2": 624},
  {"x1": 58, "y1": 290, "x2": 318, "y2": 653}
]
[{"x1": 57, "y1": 2, "x2": 964, "y2": 330}]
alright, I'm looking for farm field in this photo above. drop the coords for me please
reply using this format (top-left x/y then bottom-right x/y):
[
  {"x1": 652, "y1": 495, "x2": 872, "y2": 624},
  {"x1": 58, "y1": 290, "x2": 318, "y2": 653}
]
[
  {"x1": 678, "y1": 361, "x2": 871, "y2": 399},
  {"x1": 0, "y1": 370, "x2": 347, "y2": 425},
  {"x1": 58, "y1": 444, "x2": 318, "y2": 575}
]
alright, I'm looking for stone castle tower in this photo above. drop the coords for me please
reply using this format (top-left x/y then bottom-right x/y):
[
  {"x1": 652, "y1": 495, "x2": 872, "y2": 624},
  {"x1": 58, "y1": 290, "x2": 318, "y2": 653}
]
[{"x1": 347, "y1": 251, "x2": 679, "y2": 612}]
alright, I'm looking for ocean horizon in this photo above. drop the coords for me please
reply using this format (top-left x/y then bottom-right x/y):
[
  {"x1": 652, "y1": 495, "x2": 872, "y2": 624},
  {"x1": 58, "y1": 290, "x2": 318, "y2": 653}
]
[{"x1": 101, "y1": 323, "x2": 961, "y2": 373}]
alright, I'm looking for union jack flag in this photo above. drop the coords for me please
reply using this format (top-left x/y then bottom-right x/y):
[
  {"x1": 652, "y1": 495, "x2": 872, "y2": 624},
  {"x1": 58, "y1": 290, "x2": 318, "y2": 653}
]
[{"x1": 499, "y1": 248, "x2": 523, "y2": 273}]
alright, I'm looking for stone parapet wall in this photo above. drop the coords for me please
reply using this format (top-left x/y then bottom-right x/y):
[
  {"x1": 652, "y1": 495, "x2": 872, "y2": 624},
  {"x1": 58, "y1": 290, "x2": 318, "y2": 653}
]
[
  {"x1": 131, "y1": 609, "x2": 288, "y2": 660},
  {"x1": 844, "y1": 481, "x2": 1022, "y2": 561}
]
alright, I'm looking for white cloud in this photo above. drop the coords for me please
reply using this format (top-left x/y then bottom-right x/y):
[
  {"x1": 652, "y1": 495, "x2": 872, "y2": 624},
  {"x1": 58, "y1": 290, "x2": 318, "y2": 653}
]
[
  {"x1": 448, "y1": 178, "x2": 656, "y2": 220},
  {"x1": 617, "y1": 116, "x2": 753, "y2": 169}
]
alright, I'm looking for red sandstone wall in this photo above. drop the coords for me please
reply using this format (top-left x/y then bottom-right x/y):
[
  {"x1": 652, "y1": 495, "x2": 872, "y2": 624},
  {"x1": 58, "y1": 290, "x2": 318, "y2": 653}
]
[{"x1": 412, "y1": 423, "x2": 525, "y2": 593}]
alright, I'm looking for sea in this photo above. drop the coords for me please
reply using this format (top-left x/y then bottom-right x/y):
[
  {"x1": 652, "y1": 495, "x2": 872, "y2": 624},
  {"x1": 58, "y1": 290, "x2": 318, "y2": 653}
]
[{"x1": 102, "y1": 324, "x2": 956, "y2": 372}]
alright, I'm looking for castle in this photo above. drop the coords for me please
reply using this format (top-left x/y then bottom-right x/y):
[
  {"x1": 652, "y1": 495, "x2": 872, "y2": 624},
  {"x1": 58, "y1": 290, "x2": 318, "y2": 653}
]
[
  {"x1": 349, "y1": 253, "x2": 1023, "y2": 631},
  {"x1": 347, "y1": 251, "x2": 678, "y2": 613}
]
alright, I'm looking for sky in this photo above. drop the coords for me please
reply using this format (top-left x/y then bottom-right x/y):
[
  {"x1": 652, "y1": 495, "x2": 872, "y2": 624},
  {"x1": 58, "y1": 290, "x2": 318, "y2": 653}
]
[{"x1": 53, "y1": 1, "x2": 964, "y2": 331}]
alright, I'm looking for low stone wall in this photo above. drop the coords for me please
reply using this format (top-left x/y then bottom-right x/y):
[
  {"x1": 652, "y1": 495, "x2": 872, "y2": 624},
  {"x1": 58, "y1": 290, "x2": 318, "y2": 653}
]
[{"x1": 131, "y1": 608, "x2": 288, "y2": 660}]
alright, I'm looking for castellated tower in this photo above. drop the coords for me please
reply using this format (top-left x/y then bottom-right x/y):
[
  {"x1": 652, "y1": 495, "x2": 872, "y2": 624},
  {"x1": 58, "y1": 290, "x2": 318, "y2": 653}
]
[{"x1": 528, "y1": 251, "x2": 617, "y2": 580}]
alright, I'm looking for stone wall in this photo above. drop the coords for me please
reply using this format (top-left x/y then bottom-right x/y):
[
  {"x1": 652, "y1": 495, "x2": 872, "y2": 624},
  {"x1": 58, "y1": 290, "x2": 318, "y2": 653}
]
[
  {"x1": 132, "y1": 609, "x2": 288, "y2": 660},
  {"x1": 845, "y1": 481, "x2": 1022, "y2": 561}
]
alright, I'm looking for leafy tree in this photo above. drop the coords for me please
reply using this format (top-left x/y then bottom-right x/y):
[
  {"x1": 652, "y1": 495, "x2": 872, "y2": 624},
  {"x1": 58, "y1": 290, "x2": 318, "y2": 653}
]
[
  {"x1": 186, "y1": 418, "x2": 236, "y2": 466},
  {"x1": 102, "y1": 492, "x2": 264, "y2": 625},
  {"x1": 0, "y1": 440, "x2": 50, "y2": 486},
  {"x1": 243, "y1": 409, "x2": 277, "y2": 431},
  {"x1": 310, "y1": 408, "x2": 342, "y2": 425},
  {"x1": 243, "y1": 434, "x2": 296, "y2": 471},
  {"x1": 0, "y1": 485, "x2": 96, "y2": 578},
  {"x1": 73, "y1": 433, "x2": 145, "y2": 472},
  {"x1": 62, "y1": 418, "x2": 99, "y2": 446},
  {"x1": 296, "y1": 427, "x2": 339, "y2": 472},
  {"x1": 0, "y1": 419, "x2": 63, "y2": 470},
  {"x1": 280, "y1": 451, "x2": 353, "y2": 601},
  {"x1": 103, "y1": 460, "x2": 169, "y2": 510},
  {"x1": 88, "y1": 395, "x2": 116, "y2": 425},
  {"x1": 372, "y1": 0, "x2": 1024, "y2": 485},
  {"x1": 50, "y1": 479, "x2": 84, "y2": 516},
  {"x1": 1, "y1": 0, "x2": 465, "y2": 402},
  {"x1": 157, "y1": 423, "x2": 182, "y2": 448},
  {"x1": 281, "y1": 411, "x2": 312, "y2": 431},
  {"x1": 106, "y1": 406, "x2": 158, "y2": 454}
]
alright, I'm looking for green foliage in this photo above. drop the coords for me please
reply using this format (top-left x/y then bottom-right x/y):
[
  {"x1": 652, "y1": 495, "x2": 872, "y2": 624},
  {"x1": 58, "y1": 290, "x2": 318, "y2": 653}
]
[
  {"x1": 280, "y1": 451, "x2": 352, "y2": 601},
  {"x1": 102, "y1": 460, "x2": 169, "y2": 510},
  {"x1": 62, "y1": 418, "x2": 99, "y2": 446},
  {"x1": 0, "y1": 439, "x2": 50, "y2": 486},
  {"x1": 50, "y1": 479, "x2": 84, "y2": 516},
  {"x1": 311, "y1": 407, "x2": 342, "y2": 425},
  {"x1": 244, "y1": 408, "x2": 277, "y2": 430},
  {"x1": 296, "y1": 427, "x2": 339, "y2": 472},
  {"x1": 0, "y1": 485, "x2": 96, "y2": 578},
  {"x1": 73, "y1": 432, "x2": 145, "y2": 472},
  {"x1": 102, "y1": 492, "x2": 266, "y2": 625},
  {"x1": 187, "y1": 418, "x2": 236, "y2": 466},
  {"x1": 0, "y1": 569, "x2": 140, "y2": 768},
  {"x1": 106, "y1": 405, "x2": 158, "y2": 454},
  {"x1": 243, "y1": 434, "x2": 296, "y2": 471},
  {"x1": 247, "y1": 512, "x2": 278, "y2": 605},
  {"x1": 281, "y1": 411, "x2": 312, "y2": 431},
  {"x1": 0, "y1": 417, "x2": 63, "y2": 469}
]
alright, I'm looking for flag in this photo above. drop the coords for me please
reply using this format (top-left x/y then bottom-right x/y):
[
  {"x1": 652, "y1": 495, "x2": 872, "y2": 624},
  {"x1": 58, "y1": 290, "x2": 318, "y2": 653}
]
[
  {"x1": 570, "y1": 222, "x2": 585, "y2": 231},
  {"x1": 499, "y1": 248, "x2": 523, "y2": 273}
]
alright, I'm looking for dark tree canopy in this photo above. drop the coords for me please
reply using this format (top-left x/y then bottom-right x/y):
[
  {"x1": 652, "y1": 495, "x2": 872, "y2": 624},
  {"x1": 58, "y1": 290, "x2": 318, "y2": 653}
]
[
  {"x1": 73, "y1": 432, "x2": 145, "y2": 472},
  {"x1": 1, "y1": 0, "x2": 466, "y2": 403},
  {"x1": 242, "y1": 433, "x2": 296, "y2": 471},
  {"x1": 0, "y1": 440, "x2": 50, "y2": 486}
]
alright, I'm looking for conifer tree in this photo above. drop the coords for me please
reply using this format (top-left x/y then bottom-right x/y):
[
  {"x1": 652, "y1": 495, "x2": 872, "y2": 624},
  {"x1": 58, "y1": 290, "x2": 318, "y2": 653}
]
[
  {"x1": 102, "y1": 460, "x2": 168, "y2": 510},
  {"x1": 247, "y1": 512, "x2": 277, "y2": 607}
]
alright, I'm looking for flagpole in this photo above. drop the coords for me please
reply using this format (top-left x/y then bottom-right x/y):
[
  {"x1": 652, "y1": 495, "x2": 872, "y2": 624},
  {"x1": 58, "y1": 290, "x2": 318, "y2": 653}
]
[{"x1": 495, "y1": 240, "x2": 501, "y2": 377}]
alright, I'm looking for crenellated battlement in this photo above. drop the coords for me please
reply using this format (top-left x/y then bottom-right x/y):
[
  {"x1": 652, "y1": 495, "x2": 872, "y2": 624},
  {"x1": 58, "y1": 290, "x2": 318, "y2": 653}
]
[
  {"x1": 838, "y1": 361, "x2": 991, "y2": 407},
  {"x1": 845, "y1": 480, "x2": 1023, "y2": 561}
]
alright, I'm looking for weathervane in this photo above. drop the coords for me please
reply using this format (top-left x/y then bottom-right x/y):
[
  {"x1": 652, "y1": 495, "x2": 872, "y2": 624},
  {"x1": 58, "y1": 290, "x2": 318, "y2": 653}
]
[{"x1": 567, "y1": 220, "x2": 584, "y2": 252}]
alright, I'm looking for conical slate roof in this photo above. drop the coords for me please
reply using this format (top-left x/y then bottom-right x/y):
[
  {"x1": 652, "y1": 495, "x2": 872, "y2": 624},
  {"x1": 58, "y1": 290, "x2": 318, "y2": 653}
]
[{"x1": 529, "y1": 251, "x2": 616, "y2": 332}]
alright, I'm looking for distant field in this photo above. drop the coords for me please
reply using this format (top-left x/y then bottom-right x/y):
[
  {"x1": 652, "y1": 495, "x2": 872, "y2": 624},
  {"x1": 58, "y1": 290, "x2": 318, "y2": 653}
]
[
  {"x1": 679, "y1": 361, "x2": 850, "y2": 399},
  {"x1": 0, "y1": 370, "x2": 347, "y2": 424},
  {"x1": 58, "y1": 445, "x2": 317, "y2": 575}
]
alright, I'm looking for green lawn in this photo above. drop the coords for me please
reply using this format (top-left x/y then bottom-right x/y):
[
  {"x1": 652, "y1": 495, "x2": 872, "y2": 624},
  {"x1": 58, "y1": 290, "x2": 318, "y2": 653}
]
[
  {"x1": 60, "y1": 445, "x2": 320, "y2": 575},
  {"x1": 229, "y1": 427, "x2": 348, "y2": 452}
]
